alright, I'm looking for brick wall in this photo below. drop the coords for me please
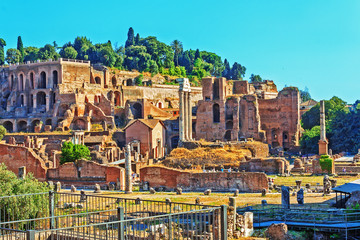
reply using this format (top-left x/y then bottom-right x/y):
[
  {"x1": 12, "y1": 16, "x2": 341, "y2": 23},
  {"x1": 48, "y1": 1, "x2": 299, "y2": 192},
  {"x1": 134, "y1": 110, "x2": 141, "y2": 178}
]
[
  {"x1": 0, "y1": 143, "x2": 47, "y2": 181},
  {"x1": 140, "y1": 166, "x2": 268, "y2": 192}
]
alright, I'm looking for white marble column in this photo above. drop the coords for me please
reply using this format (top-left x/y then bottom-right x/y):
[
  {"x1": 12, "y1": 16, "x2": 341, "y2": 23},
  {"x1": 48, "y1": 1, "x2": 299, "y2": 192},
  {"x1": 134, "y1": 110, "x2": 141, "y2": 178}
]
[
  {"x1": 179, "y1": 91, "x2": 185, "y2": 142},
  {"x1": 125, "y1": 144, "x2": 132, "y2": 194},
  {"x1": 187, "y1": 91, "x2": 192, "y2": 141}
]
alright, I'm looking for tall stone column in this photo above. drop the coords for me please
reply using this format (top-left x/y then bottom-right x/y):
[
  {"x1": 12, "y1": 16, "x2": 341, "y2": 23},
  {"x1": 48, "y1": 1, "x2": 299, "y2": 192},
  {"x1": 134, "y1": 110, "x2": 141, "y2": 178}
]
[
  {"x1": 125, "y1": 144, "x2": 132, "y2": 193},
  {"x1": 45, "y1": 94, "x2": 50, "y2": 112},
  {"x1": 33, "y1": 95, "x2": 37, "y2": 112},
  {"x1": 184, "y1": 92, "x2": 189, "y2": 140},
  {"x1": 187, "y1": 91, "x2": 192, "y2": 140},
  {"x1": 179, "y1": 91, "x2": 185, "y2": 142},
  {"x1": 318, "y1": 100, "x2": 328, "y2": 155}
]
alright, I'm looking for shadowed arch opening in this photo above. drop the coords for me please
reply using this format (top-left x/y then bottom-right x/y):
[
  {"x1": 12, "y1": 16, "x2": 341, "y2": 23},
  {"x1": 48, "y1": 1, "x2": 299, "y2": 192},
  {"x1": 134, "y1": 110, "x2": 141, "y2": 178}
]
[
  {"x1": 17, "y1": 121, "x2": 27, "y2": 132},
  {"x1": 95, "y1": 77, "x2": 101, "y2": 84},
  {"x1": 114, "y1": 91, "x2": 121, "y2": 106},
  {"x1": 19, "y1": 74, "x2": 24, "y2": 91},
  {"x1": 213, "y1": 103, "x2": 220, "y2": 123},
  {"x1": 226, "y1": 120, "x2": 233, "y2": 130},
  {"x1": 45, "y1": 119, "x2": 52, "y2": 126},
  {"x1": 30, "y1": 72, "x2": 34, "y2": 89},
  {"x1": 133, "y1": 103, "x2": 142, "y2": 119},
  {"x1": 112, "y1": 76, "x2": 116, "y2": 87},
  {"x1": 37, "y1": 92, "x2": 46, "y2": 106},
  {"x1": 3, "y1": 121, "x2": 13, "y2": 133},
  {"x1": 53, "y1": 70, "x2": 58, "y2": 87},
  {"x1": 39, "y1": 72, "x2": 46, "y2": 88},
  {"x1": 224, "y1": 130, "x2": 231, "y2": 141},
  {"x1": 73, "y1": 119, "x2": 86, "y2": 130},
  {"x1": 31, "y1": 120, "x2": 40, "y2": 132}
]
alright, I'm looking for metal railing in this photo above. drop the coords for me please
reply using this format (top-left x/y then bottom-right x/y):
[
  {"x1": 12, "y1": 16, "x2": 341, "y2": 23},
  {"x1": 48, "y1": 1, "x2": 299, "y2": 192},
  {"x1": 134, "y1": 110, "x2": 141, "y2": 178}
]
[{"x1": 28, "y1": 207, "x2": 224, "y2": 240}]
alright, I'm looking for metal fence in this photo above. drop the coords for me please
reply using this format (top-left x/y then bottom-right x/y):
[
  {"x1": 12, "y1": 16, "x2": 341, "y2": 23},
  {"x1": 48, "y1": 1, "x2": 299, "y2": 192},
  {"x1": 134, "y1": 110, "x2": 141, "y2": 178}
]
[{"x1": 29, "y1": 207, "x2": 225, "y2": 240}]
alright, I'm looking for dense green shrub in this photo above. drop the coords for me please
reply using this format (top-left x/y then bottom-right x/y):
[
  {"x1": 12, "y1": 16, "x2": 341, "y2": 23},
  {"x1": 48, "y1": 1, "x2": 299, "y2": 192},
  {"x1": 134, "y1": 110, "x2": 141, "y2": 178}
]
[
  {"x1": 319, "y1": 155, "x2": 333, "y2": 173},
  {"x1": 60, "y1": 141, "x2": 91, "y2": 165}
]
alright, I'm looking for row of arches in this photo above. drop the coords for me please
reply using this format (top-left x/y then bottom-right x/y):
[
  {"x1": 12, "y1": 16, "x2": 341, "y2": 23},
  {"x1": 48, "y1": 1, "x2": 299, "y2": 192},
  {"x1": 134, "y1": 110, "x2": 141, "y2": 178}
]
[
  {"x1": 10, "y1": 70, "x2": 58, "y2": 91},
  {"x1": 2, "y1": 118, "x2": 56, "y2": 133}
]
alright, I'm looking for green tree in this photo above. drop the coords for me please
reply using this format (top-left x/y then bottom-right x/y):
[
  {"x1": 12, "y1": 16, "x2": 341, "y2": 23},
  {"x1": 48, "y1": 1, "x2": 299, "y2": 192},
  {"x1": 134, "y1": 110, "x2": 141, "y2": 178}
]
[
  {"x1": 300, "y1": 125, "x2": 320, "y2": 154},
  {"x1": 200, "y1": 51, "x2": 224, "y2": 76},
  {"x1": 300, "y1": 87, "x2": 312, "y2": 102},
  {"x1": 73, "y1": 36, "x2": 93, "y2": 60},
  {"x1": 249, "y1": 73, "x2": 262, "y2": 83},
  {"x1": 24, "y1": 46, "x2": 39, "y2": 62},
  {"x1": 6, "y1": 48, "x2": 22, "y2": 64},
  {"x1": 37, "y1": 44, "x2": 60, "y2": 60},
  {"x1": 60, "y1": 46, "x2": 78, "y2": 59},
  {"x1": 0, "y1": 125, "x2": 6, "y2": 141},
  {"x1": 60, "y1": 141, "x2": 91, "y2": 165},
  {"x1": 17, "y1": 36, "x2": 24, "y2": 62},
  {"x1": 0, "y1": 38, "x2": 6, "y2": 65},
  {"x1": 171, "y1": 40, "x2": 183, "y2": 66},
  {"x1": 135, "y1": 33, "x2": 140, "y2": 45},
  {"x1": 125, "y1": 27, "x2": 135, "y2": 48},
  {"x1": 195, "y1": 49, "x2": 200, "y2": 60},
  {"x1": 222, "y1": 59, "x2": 231, "y2": 79},
  {"x1": 231, "y1": 63, "x2": 246, "y2": 80}
]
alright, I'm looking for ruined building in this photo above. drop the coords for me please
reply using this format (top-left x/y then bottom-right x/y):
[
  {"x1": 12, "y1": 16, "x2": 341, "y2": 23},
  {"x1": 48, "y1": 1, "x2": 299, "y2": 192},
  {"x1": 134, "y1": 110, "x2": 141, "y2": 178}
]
[
  {"x1": 0, "y1": 59, "x2": 202, "y2": 133},
  {"x1": 196, "y1": 77, "x2": 301, "y2": 150}
]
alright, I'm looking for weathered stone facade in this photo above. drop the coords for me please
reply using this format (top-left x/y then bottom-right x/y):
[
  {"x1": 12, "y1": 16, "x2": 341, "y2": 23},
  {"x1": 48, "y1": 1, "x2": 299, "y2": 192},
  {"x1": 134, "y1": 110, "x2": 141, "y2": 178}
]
[
  {"x1": 196, "y1": 77, "x2": 301, "y2": 150},
  {"x1": 0, "y1": 59, "x2": 202, "y2": 133}
]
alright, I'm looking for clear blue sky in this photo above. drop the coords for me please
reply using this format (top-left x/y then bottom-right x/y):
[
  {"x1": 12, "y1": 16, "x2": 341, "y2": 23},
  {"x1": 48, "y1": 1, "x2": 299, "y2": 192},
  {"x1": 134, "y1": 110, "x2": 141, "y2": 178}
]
[{"x1": 1, "y1": 0, "x2": 359, "y2": 103}]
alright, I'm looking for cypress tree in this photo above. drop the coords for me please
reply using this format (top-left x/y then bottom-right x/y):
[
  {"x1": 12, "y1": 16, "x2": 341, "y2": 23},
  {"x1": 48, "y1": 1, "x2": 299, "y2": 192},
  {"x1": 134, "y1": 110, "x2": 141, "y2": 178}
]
[
  {"x1": 222, "y1": 58, "x2": 231, "y2": 79},
  {"x1": 125, "y1": 27, "x2": 135, "y2": 48},
  {"x1": 195, "y1": 49, "x2": 200, "y2": 60},
  {"x1": 0, "y1": 38, "x2": 6, "y2": 65},
  {"x1": 17, "y1": 36, "x2": 24, "y2": 62},
  {"x1": 135, "y1": 33, "x2": 140, "y2": 45}
]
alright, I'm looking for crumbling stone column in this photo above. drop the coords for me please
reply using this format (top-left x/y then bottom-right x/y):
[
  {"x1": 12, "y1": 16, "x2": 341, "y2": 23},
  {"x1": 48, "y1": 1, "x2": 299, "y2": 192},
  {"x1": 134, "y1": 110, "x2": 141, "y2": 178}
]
[
  {"x1": 318, "y1": 100, "x2": 328, "y2": 155},
  {"x1": 187, "y1": 91, "x2": 192, "y2": 140},
  {"x1": 125, "y1": 144, "x2": 132, "y2": 194},
  {"x1": 179, "y1": 91, "x2": 185, "y2": 142}
]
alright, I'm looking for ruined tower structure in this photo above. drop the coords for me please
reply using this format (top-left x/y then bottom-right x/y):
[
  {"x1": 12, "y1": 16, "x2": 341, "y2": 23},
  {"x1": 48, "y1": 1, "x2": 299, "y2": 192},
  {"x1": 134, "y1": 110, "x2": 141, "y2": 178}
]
[
  {"x1": 196, "y1": 77, "x2": 301, "y2": 150},
  {"x1": 177, "y1": 78, "x2": 192, "y2": 144},
  {"x1": 318, "y1": 100, "x2": 328, "y2": 155},
  {"x1": 0, "y1": 59, "x2": 202, "y2": 133}
]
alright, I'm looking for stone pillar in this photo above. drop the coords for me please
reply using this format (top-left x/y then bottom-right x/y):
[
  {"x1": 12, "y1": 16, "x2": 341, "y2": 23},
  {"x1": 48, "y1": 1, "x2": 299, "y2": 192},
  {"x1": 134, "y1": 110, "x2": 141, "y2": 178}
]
[
  {"x1": 183, "y1": 92, "x2": 188, "y2": 140},
  {"x1": 318, "y1": 100, "x2": 328, "y2": 155},
  {"x1": 187, "y1": 91, "x2": 192, "y2": 140},
  {"x1": 125, "y1": 144, "x2": 132, "y2": 193},
  {"x1": 45, "y1": 94, "x2": 50, "y2": 112},
  {"x1": 33, "y1": 95, "x2": 37, "y2": 112},
  {"x1": 179, "y1": 91, "x2": 185, "y2": 142}
]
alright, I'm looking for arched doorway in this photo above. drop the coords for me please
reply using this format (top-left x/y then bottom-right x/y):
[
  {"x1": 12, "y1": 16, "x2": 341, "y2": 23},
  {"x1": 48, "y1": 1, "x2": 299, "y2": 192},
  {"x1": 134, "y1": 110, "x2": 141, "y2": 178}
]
[
  {"x1": 37, "y1": 92, "x2": 46, "y2": 106},
  {"x1": 226, "y1": 120, "x2": 233, "y2": 129},
  {"x1": 19, "y1": 74, "x2": 24, "y2": 91},
  {"x1": 39, "y1": 72, "x2": 46, "y2": 88},
  {"x1": 114, "y1": 91, "x2": 121, "y2": 106},
  {"x1": 283, "y1": 131, "x2": 289, "y2": 150},
  {"x1": 224, "y1": 130, "x2": 232, "y2": 141},
  {"x1": 20, "y1": 95, "x2": 24, "y2": 106},
  {"x1": 95, "y1": 77, "x2": 101, "y2": 84},
  {"x1": 3, "y1": 121, "x2": 13, "y2": 133},
  {"x1": 53, "y1": 70, "x2": 58, "y2": 87},
  {"x1": 133, "y1": 103, "x2": 142, "y2": 119},
  {"x1": 112, "y1": 76, "x2": 116, "y2": 87},
  {"x1": 126, "y1": 79, "x2": 133, "y2": 86},
  {"x1": 158, "y1": 102, "x2": 163, "y2": 108},
  {"x1": 213, "y1": 103, "x2": 220, "y2": 123},
  {"x1": 17, "y1": 121, "x2": 27, "y2": 132},
  {"x1": 271, "y1": 129, "x2": 279, "y2": 147},
  {"x1": 30, "y1": 72, "x2": 34, "y2": 89}
]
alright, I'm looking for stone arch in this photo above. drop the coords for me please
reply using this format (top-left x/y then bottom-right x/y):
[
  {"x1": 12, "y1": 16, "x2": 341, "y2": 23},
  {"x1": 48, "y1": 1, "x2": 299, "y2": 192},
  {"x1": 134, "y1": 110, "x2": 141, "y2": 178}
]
[
  {"x1": 19, "y1": 73, "x2": 24, "y2": 91},
  {"x1": 53, "y1": 70, "x2": 58, "y2": 87},
  {"x1": 224, "y1": 130, "x2": 232, "y2": 141},
  {"x1": 112, "y1": 76, "x2": 116, "y2": 87},
  {"x1": 283, "y1": 131, "x2": 289, "y2": 150},
  {"x1": 31, "y1": 120, "x2": 40, "y2": 132},
  {"x1": 213, "y1": 103, "x2": 220, "y2": 123},
  {"x1": 133, "y1": 103, "x2": 142, "y2": 119},
  {"x1": 158, "y1": 102, "x2": 163, "y2": 108},
  {"x1": 95, "y1": 77, "x2": 101, "y2": 85},
  {"x1": 171, "y1": 135, "x2": 179, "y2": 149},
  {"x1": 271, "y1": 128, "x2": 279, "y2": 147},
  {"x1": 72, "y1": 119, "x2": 86, "y2": 130},
  {"x1": 126, "y1": 79, "x2": 133, "y2": 86},
  {"x1": 45, "y1": 119, "x2": 52, "y2": 126},
  {"x1": 39, "y1": 71, "x2": 46, "y2": 88},
  {"x1": 3, "y1": 121, "x2": 13, "y2": 133},
  {"x1": 29, "y1": 72, "x2": 35, "y2": 89},
  {"x1": 17, "y1": 120, "x2": 27, "y2": 132},
  {"x1": 226, "y1": 120, "x2": 233, "y2": 130},
  {"x1": 37, "y1": 92, "x2": 46, "y2": 106},
  {"x1": 20, "y1": 94, "x2": 25, "y2": 106},
  {"x1": 114, "y1": 91, "x2": 121, "y2": 106}
]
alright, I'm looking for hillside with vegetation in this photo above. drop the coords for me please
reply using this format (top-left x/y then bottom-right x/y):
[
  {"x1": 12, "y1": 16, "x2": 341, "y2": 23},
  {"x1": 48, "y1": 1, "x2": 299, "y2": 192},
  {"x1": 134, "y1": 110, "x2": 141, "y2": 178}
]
[
  {"x1": 0, "y1": 28, "x2": 254, "y2": 86},
  {"x1": 300, "y1": 97, "x2": 360, "y2": 154}
]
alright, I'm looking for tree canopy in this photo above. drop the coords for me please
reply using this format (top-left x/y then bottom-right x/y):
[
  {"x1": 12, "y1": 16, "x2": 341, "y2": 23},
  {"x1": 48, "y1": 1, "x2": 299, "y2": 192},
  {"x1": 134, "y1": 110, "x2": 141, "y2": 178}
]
[{"x1": 60, "y1": 141, "x2": 91, "y2": 165}]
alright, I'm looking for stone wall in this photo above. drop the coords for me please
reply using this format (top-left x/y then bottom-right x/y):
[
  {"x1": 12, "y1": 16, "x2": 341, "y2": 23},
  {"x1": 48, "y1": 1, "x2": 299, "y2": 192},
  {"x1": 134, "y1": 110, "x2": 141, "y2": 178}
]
[
  {"x1": 239, "y1": 158, "x2": 289, "y2": 174},
  {"x1": 140, "y1": 166, "x2": 268, "y2": 192},
  {"x1": 0, "y1": 143, "x2": 47, "y2": 181}
]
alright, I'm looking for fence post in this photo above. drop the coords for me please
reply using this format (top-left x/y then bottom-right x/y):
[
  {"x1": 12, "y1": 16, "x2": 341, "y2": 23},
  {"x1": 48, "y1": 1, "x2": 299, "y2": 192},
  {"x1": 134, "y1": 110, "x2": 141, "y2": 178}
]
[
  {"x1": 49, "y1": 191, "x2": 54, "y2": 229},
  {"x1": 168, "y1": 215, "x2": 173, "y2": 240},
  {"x1": 221, "y1": 205, "x2": 228, "y2": 240},
  {"x1": 26, "y1": 230, "x2": 35, "y2": 240},
  {"x1": 117, "y1": 207, "x2": 124, "y2": 240}
]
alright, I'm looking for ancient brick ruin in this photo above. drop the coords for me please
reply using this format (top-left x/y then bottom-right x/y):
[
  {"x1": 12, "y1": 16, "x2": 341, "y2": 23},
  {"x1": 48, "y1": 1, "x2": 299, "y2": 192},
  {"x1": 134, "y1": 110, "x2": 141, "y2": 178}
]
[{"x1": 196, "y1": 77, "x2": 301, "y2": 150}]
